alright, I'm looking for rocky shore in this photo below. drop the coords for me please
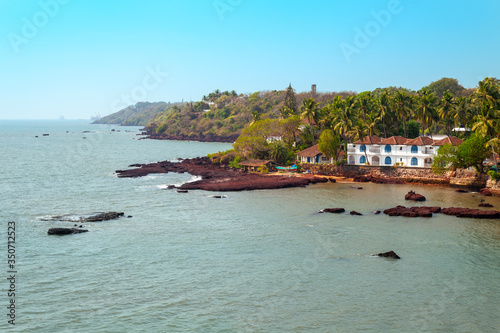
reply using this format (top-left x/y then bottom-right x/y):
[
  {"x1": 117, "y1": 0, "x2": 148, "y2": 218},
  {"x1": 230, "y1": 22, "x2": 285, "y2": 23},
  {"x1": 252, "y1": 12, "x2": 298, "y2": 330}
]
[
  {"x1": 140, "y1": 131, "x2": 238, "y2": 143},
  {"x1": 116, "y1": 157, "x2": 328, "y2": 191}
]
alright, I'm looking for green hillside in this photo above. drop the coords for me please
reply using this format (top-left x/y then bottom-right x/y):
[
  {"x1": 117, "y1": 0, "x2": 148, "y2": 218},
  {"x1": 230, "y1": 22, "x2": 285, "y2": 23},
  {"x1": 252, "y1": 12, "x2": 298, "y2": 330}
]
[{"x1": 93, "y1": 101, "x2": 173, "y2": 126}]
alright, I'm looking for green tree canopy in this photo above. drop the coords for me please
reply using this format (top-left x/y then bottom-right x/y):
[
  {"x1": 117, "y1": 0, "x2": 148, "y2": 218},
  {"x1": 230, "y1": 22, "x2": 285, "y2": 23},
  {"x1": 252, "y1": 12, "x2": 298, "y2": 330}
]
[
  {"x1": 318, "y1": 129, "x2": 341, "y2": 161},
  {"x1": 455, "y1": 133, "x2": 490, "y2": 173}
]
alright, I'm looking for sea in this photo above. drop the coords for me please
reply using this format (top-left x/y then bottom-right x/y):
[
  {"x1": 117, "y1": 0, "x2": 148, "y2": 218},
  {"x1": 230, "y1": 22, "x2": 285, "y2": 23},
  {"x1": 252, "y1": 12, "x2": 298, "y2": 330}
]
[{"x1": 1, "y1": 120, "x2": 499, "y2": 333}]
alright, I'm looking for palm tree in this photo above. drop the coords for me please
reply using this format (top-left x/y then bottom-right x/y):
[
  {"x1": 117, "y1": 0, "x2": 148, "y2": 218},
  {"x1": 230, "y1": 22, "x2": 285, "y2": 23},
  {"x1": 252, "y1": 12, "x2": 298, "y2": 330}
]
[
  {"x1": 453, "y1": 97, "x2": 473, "y2": 134},
  {"x1": 376, "y1": 90, "x2": 391, "y2": 138},
  {"x1": 300, "y1": 98, "x2": 319, "y2": 125},
  {"x1": 332, "y1": 96, "x2": 355, "y2": 151},
  {"x1": 471, "y1": 78, "x2": 500, "y2": 167},
  {"x1": 269, "y1": 141, "x2": 289, "y2": 165},
  {"x1": 279, "y1": 106, "x2": 293, "y2": 120},
  {"x1": 393, "y1": 91, "x2": 413, "y2": 137},
  {"x1": 355, "y1": 91, "x2": 373, "y2": 123},
  {"x1": 249, "y1": 111, "x2": 261, "y2": 126},
  {"x1": 415, "y1": 89, "x2": 437, "y2": 136},
  {"x1": 438, "y1": 90, "x2": 455, "y2": 136}
]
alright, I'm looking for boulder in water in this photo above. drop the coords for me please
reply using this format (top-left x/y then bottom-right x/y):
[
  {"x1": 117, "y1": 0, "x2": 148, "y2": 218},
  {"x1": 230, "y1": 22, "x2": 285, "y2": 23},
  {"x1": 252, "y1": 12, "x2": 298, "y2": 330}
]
[
  {"x1": 405, "y1": 191, "x2": 426, "y2": 201},
  {"x1": 378, "y1": 251, "x2": 401, "y2": 259},
  {"x1": 319, "y1": 208, "x2": 345, "y2": 214},
  {"x1": 48, "y1": 228, "x2": 88, "y2": 235}
]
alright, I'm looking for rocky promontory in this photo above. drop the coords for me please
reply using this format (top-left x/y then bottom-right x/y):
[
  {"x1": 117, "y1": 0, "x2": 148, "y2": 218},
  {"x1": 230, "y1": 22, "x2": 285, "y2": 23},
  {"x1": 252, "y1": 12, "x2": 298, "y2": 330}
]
[{"x1": 116, "y1": 157, "x2": 328, "y2": 191}]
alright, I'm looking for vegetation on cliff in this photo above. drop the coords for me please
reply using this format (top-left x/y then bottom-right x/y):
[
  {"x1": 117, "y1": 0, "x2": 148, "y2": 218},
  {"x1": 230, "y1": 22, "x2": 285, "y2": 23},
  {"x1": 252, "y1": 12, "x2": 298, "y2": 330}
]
[{"x1": 93, "y1": 102, "x2": 178, "y2": 126}]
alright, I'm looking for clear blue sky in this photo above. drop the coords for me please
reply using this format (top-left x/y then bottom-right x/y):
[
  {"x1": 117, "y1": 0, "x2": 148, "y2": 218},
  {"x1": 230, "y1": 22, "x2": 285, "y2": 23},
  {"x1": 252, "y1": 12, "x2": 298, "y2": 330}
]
[{"x1": 1, "y1": 0, "x2": 499, "y2": 119}]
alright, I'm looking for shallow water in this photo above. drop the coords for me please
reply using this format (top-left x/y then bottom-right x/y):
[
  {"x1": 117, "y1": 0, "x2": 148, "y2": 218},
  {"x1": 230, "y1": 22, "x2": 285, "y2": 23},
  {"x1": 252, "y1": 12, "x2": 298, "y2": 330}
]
[{"x1": 1, "y1": 120, "x2": 499, "y2": 332}]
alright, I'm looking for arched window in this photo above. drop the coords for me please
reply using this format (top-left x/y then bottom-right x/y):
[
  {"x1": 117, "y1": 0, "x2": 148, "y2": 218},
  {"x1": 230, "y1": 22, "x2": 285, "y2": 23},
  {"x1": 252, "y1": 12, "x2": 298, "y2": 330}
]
[
  {"x1": 411, "y1": 145, "x2": 418, "y2": 153},
  {"x1": 360, "y1": 156, "x2": 366, "y2": 164},
  {"x1": 384, "y1": 145, "x2": 392, "y2": 153},
  {"x1": 384, "y1": 156, "x2": 392, "y2": 165},
  {"x1": 411, "y1": 157, "x2": 418, "y2": 166},
  {"x1": 360, "y1": 144, "x2": 366, "y2": 153}
]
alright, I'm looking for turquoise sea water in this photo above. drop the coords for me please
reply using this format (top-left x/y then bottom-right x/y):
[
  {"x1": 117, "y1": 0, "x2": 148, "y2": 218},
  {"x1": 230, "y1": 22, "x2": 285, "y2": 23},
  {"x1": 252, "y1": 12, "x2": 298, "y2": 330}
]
[{"x1": 1, "y1": 120, "x2": 499, "y2": 332}]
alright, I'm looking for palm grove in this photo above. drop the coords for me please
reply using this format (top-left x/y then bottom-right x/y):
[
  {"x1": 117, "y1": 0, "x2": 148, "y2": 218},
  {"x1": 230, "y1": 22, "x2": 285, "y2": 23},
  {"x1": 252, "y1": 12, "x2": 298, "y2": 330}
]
[{"x1": 148, "y1": 77, "x2": 500, "y2": 176}]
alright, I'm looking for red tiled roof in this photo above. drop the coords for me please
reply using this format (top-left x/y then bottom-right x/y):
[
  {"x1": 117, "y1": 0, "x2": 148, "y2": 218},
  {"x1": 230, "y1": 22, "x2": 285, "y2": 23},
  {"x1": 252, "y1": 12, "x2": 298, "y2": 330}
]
[
  {"x1": 405, "y1": 136, "x2": 434, "y2": 146},
  {"x1": 380, "y1": 136, "x2": 408, "y2": 145},
  {"x1": 297, "y1": 145, "x2": 345, "y2": 158},
  {"x1": 432, "y1": 136, "x2": 463, "y2": 146},
  {"x1": 297, "y1": 144, "x2": 321, "y2": 157},
  {"x1": 353, "y1": 135, "x2": 382, "y2": 145}
]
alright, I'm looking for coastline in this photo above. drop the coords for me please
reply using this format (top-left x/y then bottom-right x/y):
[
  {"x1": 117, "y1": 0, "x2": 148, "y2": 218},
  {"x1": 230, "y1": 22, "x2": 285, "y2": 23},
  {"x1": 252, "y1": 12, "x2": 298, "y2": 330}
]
[
  {"x1": 116, "y1": 157, "x2": 499, "y2": 195},
  {"x1": 116, "y1": 157, "x2": 329, "y2": 191}
]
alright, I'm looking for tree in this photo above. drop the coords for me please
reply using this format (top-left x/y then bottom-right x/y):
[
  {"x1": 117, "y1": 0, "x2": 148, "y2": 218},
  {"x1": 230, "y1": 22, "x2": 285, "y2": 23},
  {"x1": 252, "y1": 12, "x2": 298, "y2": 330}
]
[
  {"x1": 318, "y1": 129, "x2": 341, "y2": 162},
  {"x1": 424, "y1": 77, "x2": 467, "y2": 98},
  {"x1": 455, "y1": 134, "x2": 490, "y2": 174},
  {"x1": 471, "y1": 78, "x2": 500, "y2": 166},
  {"x1": 393, "y1": 90, "x2": 413, "y2": 137},
  {"x1": 431, "y1": 143, "x2": 458, "y2": 175},
  {"x1": 415, "y1": 89, "x2": 437, "y2": 136},
  {"x1": 269, "y1": 141, "x2": 290, "y2": 165},
  {"x1": 284, "y1": 83, "x2": 298, "y2": 115},
  {"x1": 406, "y1": 120, "x2": 421, "y2": 139},
  {"x1": 233, "y1": 119, "x2": 281, "y2": 159},
  {"x1": 300, "y1": 98, "x2": 319, "y2": 125},
  {"x1": 438, "y1": 90, "x2": 455, "y2": 136},
  {"x1": 355, "y1": 91, "x2": 374, "y2": 122},
  {"x1": 376, "y1": 89, "x2": 391, "y2": 138}
]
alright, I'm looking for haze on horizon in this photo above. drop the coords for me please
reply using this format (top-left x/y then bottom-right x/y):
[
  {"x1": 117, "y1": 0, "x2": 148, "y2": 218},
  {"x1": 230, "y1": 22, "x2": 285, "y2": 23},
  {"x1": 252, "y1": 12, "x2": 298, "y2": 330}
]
[{"x1": 1, "y1": 0, "x2": 499, "y2": 120}]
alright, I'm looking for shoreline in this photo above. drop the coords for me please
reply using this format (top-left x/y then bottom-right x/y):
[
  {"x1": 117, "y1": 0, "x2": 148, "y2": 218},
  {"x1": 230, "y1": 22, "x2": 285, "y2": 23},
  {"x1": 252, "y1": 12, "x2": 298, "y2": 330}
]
[
  {"x1": 116, "y1": 157, "x2": 499, "y2": 195},
  {"x1": 116, "y1": 157, "x2": 329, "y2": 191}
]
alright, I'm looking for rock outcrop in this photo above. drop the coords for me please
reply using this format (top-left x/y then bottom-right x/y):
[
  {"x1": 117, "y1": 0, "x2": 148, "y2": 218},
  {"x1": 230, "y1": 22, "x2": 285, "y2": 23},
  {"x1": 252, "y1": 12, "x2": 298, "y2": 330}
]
[
  {"x1": 441, "y1": 207, "x2": 500, "y2": 219},
  {"x1": 319, "y1": 208, "x2": 345, "y2": 214},
  {"x1": 378, "y1": 251, "x2": 401, "y2": 259},
  {"x1": 117, "y1": 157, "x2": 328, "y2": 192},
  {"x1": 48, "y1": 228, "x2": 88, "y2": 235},
  {"x1": 384, "y1": 206, "x2": 440, "y2": 217},
  {"x1": 405, "y1": 191, "x2": 426, "y2": 201}
]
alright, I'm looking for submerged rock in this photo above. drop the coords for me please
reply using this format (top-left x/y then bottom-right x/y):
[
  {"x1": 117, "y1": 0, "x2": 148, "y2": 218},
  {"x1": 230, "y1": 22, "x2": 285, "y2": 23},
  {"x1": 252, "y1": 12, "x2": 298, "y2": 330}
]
[
  {"x1": 455, "y1": 189, "x2": 468, "y2": 193},
  {"x1": 319, "y1": 208, "x2": 345, "y2": 214},
  {"x1": 383, "y1": 206, "x2": 440, "y2": 218},
  {"x1": 378, "y1": 251, "x2": 401, "y2": 259},
  {"x1": 40, "y1": 212, "x2": 124, "y2": 222},
  {"x1": 48, "y1": 228, "x2": 88, "y2": 235},
  {"x1": 478, "y1": 203, "x2": 493, "y2": 207},
  {"x1": 441, "y1": 207, "x2": 500, "y2": 219},
  {"x1": 405, "y1": 191, "x2": 426, "y2": 201}
]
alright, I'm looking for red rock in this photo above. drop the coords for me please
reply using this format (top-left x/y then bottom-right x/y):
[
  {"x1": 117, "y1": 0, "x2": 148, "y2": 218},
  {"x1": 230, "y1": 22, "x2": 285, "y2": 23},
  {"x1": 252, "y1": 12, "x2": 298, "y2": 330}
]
[
  {"x1": 480, "y1": 188, "x2": 492, "y2": 196},
  {"x1": 405, "y1": 191, "x2": 426, "y2": 201},
  {"x1": 479, "y1": 203, "x2": 494, "y2": 207},
  {"x1": 350, "y1": 211, "x2": 362, "y2": 215}
]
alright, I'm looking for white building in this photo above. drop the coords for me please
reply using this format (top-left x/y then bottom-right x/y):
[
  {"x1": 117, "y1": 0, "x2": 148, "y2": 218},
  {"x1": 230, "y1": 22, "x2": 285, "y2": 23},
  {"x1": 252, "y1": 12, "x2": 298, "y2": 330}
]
[{"x1": 347, "y1": 135, "x2": 463, "y2": 168}]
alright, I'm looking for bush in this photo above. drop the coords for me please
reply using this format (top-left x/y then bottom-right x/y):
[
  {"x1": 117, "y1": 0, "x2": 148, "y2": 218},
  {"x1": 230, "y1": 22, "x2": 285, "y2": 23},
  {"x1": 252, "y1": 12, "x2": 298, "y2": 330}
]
[
  {"x1": 228, "y1": 156, "x2": 241, "y2": 168},
  {"x1": 487, "y1": 170, "x2": 500, "y2": 181},
  {"x1": 258, "y1": 165, "x2": 269, "y2": 173}
]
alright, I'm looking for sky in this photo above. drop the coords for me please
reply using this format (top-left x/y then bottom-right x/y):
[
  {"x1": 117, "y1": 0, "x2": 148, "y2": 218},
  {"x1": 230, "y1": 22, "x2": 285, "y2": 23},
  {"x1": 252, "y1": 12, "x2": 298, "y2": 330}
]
[{"x1": 1, "y1": 0, "x2": 499, "y2": 119}]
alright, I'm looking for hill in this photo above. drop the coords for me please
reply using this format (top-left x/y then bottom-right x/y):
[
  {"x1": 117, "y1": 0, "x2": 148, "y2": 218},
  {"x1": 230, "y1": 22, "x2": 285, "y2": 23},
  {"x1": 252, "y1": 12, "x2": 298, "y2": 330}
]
[{"x1": 92, "y1": 101, "x2": 173, "y2": 126}]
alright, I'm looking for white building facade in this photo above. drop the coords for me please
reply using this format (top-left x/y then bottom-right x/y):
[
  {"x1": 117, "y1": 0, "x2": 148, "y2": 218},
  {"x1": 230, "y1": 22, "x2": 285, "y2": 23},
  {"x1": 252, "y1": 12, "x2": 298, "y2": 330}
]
[{"x1": 347, "y1": 135, "x2": 462, "y2": 168}]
